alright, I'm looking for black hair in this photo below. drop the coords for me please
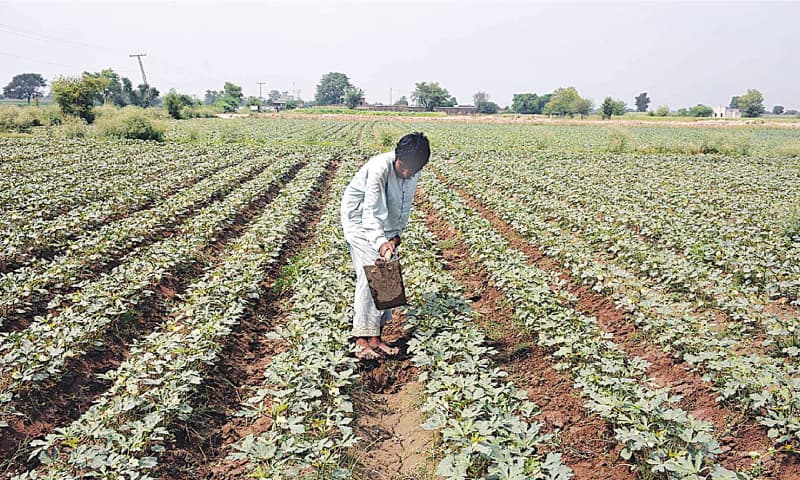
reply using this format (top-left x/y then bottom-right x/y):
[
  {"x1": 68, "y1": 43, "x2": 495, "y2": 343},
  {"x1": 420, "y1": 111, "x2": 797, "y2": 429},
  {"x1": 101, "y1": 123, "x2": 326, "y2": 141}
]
[{"x1": 395, "y1": 132, "x2": 430, "y2": 167}]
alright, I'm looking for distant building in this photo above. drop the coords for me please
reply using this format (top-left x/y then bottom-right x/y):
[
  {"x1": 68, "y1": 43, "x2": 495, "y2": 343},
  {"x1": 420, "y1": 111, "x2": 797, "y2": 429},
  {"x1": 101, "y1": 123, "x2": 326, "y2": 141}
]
[
  {"x1": 713, "y1": 106, "x2": 741, "y2": 118},
  {"x1": 435, "y1": 105, "x2": 479, "y2": 115}
]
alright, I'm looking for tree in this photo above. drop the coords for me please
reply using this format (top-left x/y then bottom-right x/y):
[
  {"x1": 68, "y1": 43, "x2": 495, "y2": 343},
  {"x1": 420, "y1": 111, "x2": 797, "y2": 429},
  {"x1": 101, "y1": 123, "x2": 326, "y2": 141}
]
[
  {"x1": 601, "y1": 97, "x2": 627, "y2": 119},
  {"x1": 476, "y1": 101, "x2": 499, "y2": 114},
  {"x1": 84, "y1": 69, "x2": 128, "y2": 106},
  {"x1": 394, "y1": 95, "x2": 408, "y2": 106},
  {"x1": 3, "y1": 73, "x2": 47, "y2": 104},
  {"x1": 164, "y1": 90, "x2": 196, "y2": 119},
  {"x1": 655, "y1": 105, "x2": 670, "y2": 116},
  {"x1": 635, "y1": 92, "x2": 650, "y2": 112},
  {"x1": 729, "y1": 96, "x2": 739, "y2": 109},
  {"x1": 473, "y1": 91, "x2": 489, "y2": 105},
  {"x1": 130, "y1": 84, "x2": 160, "y2": 107},
  {"x1": 51, "y1": 75, "x2": 109, "y2": 123},
  {"x1": 688, "y1": 104, "x2": 713, "y2": 117},
  {"x1": 772, "y1": 105, "x2": 784, "y2": 115},
  {"x1": 544, "y1": 87, "x2": 590, "y2": 117},
  {"x1": 204, "y1": 90, "x2": 221, "y2": 106},
  {"x1": 268, "y1": 89, "x2": 281, "y2": 102},
  {"x1": 738, "y1": 89, "x2": 765, "y2": 117},
  {"x1": 344, "y1": 87, "x2": 364, "y2": 109},
  {"x1": 216, "y1": 81, "x2": 243, "y2": 112},
  {"x1": 314, "y1": 72, "x2": 351, "y2": 105},
  {"x1": 575, "y1": 98, "x2": 594, "y2": 118},
  {"x1": 512, "y1": 93, "x2": 539, "y2": 114},
  {"x1": 677, "y1": 107, "x2": 689, "y2": 117},
  {"x1": 411, "y1": 81, "x2": 452, "y2": 111}
]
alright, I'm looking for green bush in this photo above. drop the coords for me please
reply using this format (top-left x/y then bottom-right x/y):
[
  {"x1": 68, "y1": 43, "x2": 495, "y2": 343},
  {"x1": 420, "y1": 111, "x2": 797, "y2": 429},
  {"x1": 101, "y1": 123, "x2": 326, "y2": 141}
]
[
  {"x1": 0, "y1": 105, "x2": 64, "y2": 133},
  {"x1": 94, "y1": 106, "x2": 166, "y2": 141},
  {"x1": 53, "y1": 116, "x2": 89, "y2": 138},
  {"x1": 606, "y1": 128, "x2": 630, "y2": 153},
  {"x1": 179, "y1": 105, "x2": 218, "y2": 118}
]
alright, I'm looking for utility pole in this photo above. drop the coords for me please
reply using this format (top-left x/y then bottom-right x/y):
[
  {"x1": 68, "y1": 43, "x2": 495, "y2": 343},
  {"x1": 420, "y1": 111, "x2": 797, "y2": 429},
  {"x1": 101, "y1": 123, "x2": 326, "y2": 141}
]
[
  {"x1": 389, "y1": 88, "x2": 392, "y2": 105},
  {"x1": 129, "y1": 53, "x2": 148, "y2": 85},
  {"x1": 257, "y1": 81, "x2": 266, "y2": 99}
]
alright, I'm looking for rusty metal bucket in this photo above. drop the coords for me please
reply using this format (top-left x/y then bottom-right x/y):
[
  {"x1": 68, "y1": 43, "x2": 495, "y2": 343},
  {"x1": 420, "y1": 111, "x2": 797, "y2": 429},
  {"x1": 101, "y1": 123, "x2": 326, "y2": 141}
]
[{"x1": 364, "y1": 253, "x2": 407, "y2": 310}]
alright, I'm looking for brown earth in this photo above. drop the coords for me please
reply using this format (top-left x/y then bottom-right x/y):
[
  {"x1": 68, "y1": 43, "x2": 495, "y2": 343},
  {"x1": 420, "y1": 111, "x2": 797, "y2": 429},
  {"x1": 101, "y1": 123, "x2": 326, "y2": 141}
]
[
  {"x1": 420, "y1": 200, "x2": 635, "y2": 480},
  {"x1": 154, "y1": 158, "x2": 340, "y2": 479},
  {"x1": 351, "y1": 311, "x2": 435, "y2": 480},
  {"x1": 425, "y1": 180, "x2": 800, "y2": 478},
  {"x1": 0, "y1": 161, "x2": 309, "y2": 475}
]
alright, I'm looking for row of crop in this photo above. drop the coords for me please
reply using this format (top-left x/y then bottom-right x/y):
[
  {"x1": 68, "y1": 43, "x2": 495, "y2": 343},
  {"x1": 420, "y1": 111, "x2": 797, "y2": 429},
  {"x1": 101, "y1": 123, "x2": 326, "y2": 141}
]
[
  {"x1": 399, "y1": 215, "x2": 573, "y2": 479},
  {"x1": 0, "y1": 147, "x2": 246, "y2": 269},
  {"x1": 436, "y1": 154, "x2": 799, "y2": 359},
  {"x1": 229, "y1": 150, "x2": 571, "y2": 479},
  {"x1": 0, "y1": 153, "x2": 304, "y2": 424},
  {"x1": 0, "y1": 152, "x2": 275, "y2": 317},
  {"x1": 1, "y1": 140, "x2": 198, "y2": 213},
  {"x1": 498, "y1": 151, "x2": 799, "y2": 307},
  {"x1": 1, "y1": 142, "x2": 224, "y2": 225},
  {"x1": 433, "y1": 160, "x2": 800, "y2": 449},
  {"x1": 228, "y1": 156, "x2": 362, "y2": 478},
  {"x1": 447, "y1": 150, "x2": 800, "y2": 303},
  {"x1": 14, "y1": 153, "x2": 333, "y2": 480},
  {"x1": 421, "y1": 174, "x2": 740, "y2": 479}
]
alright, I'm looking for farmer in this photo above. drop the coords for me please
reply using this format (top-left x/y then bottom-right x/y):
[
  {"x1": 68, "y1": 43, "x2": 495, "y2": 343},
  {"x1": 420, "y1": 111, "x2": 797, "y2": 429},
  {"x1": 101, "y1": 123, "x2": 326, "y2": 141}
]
[{"x1": 341, "y1": 132, "x2": 430, "y2": 360}]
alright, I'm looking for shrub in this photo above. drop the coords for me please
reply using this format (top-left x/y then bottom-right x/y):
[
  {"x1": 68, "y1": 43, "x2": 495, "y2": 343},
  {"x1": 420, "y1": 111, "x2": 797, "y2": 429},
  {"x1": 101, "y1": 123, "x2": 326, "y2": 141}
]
[
  {"x1": 377, "y1": 128, "x2": 401, "y2": 147},
  {"x1": 53, "y1": 116, "x2": 89, "y2": 138},
  {"x1": 94, "y1": 106, "x2": 166, "y2": 141},
  {"x1": 606, "y1": 128, "x2": 630, "y2": 153},
  {"x1": 163, "y1": 90, "x2": 197, "y2": 119},
  {"x1": 0, "y1": 105, "x2": 66, "y2": 133}
]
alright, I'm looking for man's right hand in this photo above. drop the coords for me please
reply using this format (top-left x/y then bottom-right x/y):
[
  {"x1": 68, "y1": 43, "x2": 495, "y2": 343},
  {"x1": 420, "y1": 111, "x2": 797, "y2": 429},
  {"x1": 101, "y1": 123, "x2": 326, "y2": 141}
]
[{"x1": 378, "y1": 241, "x2": 395, "y2": 259}]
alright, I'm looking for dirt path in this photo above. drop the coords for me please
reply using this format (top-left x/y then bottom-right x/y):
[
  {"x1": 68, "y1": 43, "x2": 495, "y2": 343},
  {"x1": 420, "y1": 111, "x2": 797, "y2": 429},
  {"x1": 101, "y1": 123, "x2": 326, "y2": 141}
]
[
  {"x1": 426, "y1": 182, "x2": 799, "y2": 478},
  {"x1": 353, "y1": 313, "x2": 436, "y2": 480}
]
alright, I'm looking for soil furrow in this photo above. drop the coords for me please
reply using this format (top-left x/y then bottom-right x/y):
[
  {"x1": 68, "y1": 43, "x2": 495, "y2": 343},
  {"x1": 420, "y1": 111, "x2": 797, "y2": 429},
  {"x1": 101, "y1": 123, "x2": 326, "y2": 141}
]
[
  {"x1": 0, "y1": 154, "x2": 238, "y2": 275},
  {"x1": 0, "y1": 161, "x2": 307, "y2": 473},
  {"x1": 418, "y1": 197, "x2": 635, "y2": 480},
  {"x1": 429, "y1": 181, "x2": 798, "y2": 478},
  {"x1": 153, "y1": 157, "x2": 341, "y2": 480},
  {"x1": 1, "y1": 159, "x2": 277, "y2": 334},
  {"x1": 351, "y1": 312, "x2": 434, "y2": 480}
]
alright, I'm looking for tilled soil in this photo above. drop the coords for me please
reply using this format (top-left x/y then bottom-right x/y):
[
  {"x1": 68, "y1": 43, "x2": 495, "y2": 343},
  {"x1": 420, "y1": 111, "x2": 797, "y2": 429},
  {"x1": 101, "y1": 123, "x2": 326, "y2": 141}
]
[
  {"x1": 352, "y1": 312, "x2": 436, "y2": 480},
  {"x1": 420, "y1": 200, "x2": 635, "y2": 480},
  {"x1": 0, "y1": 162, "x2": 311, "y2": 475},
  {"x1": 424, "y1": 181, "x2": 800, "y2": 478}
]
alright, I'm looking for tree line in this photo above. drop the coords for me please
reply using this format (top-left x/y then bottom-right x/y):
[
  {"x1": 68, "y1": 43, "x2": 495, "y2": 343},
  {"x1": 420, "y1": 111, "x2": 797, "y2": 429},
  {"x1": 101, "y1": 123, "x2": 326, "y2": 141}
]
[{"x1": 3, "y1": 70, "x2": 788, "y2": 120}]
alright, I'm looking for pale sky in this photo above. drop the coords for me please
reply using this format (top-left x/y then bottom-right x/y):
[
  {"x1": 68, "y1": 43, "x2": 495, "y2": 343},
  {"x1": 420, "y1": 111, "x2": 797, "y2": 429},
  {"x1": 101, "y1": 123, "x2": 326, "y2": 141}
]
[{"x1": 1, "y1": 0, "x2": 798, "y2": 110}]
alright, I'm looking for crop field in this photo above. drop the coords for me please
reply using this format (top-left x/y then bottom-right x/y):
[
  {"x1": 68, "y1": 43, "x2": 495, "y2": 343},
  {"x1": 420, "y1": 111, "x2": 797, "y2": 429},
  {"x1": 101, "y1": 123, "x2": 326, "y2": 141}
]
[{"x1": 0, "y1": 116, "x2": 799, "y2": 480}]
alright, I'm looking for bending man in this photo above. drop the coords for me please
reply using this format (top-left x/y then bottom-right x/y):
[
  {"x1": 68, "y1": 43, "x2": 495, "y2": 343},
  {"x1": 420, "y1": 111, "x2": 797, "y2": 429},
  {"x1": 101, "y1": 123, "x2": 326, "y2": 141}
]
[{"x1": 340, "y1": 132, "x2": 431, "y2": 360}]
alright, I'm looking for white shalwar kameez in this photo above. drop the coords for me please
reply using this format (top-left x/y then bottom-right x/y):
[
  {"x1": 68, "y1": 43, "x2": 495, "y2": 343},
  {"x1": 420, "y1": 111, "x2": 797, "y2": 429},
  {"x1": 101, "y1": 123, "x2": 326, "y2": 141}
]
[{"x1": 340, "y1": 151, "x2": 420, "y2": 338}]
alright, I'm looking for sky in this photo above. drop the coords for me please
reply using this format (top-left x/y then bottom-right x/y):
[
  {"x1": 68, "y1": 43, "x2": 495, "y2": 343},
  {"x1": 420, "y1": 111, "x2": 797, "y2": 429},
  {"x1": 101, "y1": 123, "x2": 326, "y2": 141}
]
[{"x1": 1, "y1": 0, "x2": 798, "y2": 110}]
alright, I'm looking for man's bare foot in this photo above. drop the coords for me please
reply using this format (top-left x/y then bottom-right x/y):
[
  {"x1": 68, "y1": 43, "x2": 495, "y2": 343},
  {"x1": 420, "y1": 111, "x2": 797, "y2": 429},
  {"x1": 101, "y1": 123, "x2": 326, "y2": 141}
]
[
  {"x1": 355, "y1": 338, "x2": 381, "y2": 360},
  {"x1": 368, "y1": 337, "x2": 399, "y2": 356}
]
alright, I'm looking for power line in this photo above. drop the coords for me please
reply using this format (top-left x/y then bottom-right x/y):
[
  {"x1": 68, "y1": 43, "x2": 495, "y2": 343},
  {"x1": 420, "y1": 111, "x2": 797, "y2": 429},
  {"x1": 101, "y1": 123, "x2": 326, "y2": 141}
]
[{"x1": 0, "y1": 23, "x2": 129, "y2": 56}]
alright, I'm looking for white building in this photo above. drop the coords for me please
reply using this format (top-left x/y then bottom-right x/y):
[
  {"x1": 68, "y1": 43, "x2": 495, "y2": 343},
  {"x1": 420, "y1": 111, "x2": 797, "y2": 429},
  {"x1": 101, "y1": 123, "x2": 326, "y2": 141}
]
[{"x1": 713, "y1": 106, "x2": 741, "y2": 118}]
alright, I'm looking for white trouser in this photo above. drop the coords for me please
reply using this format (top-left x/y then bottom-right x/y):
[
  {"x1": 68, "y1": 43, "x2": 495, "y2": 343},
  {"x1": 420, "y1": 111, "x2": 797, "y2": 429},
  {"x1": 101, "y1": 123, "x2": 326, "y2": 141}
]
[{"x1": 347, "y1": 233, "x2": 392, "y2": 337}]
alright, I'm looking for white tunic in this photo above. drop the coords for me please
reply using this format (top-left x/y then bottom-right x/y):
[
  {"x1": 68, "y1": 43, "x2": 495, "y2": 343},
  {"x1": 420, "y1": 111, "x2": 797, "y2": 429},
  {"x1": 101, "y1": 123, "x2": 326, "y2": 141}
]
[{"x1": 340, "y1": 151, "x2": 420, "y2": 251}]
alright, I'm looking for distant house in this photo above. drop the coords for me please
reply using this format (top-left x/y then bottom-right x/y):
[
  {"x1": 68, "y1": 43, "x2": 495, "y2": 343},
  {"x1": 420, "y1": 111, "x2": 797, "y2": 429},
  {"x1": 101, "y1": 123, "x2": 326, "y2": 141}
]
[{"x1": 713, "y1": 106, "x2": 741, "y2": 118}]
